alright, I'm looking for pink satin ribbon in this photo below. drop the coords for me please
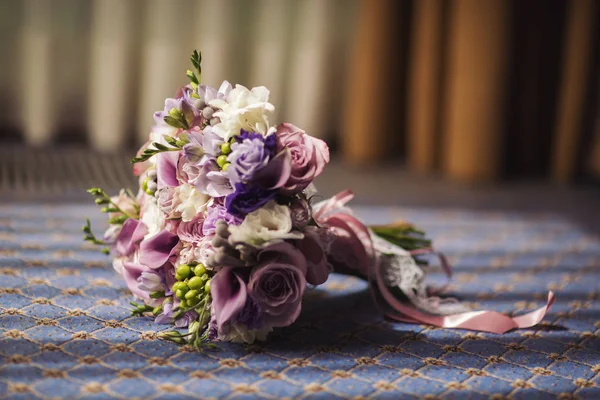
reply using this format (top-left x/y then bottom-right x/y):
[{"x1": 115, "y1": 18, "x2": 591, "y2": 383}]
[{"x1": 315, "y1": 190, "x2": 555, "y2": 334}]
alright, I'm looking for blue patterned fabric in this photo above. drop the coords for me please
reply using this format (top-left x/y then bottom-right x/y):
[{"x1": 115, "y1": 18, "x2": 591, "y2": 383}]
[{"x1": 1, "y1": 203, "x2": 599, "y2": 399}]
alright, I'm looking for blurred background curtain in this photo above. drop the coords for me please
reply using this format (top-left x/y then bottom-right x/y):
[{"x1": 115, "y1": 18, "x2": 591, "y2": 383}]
[{"x1": 0, "y1": 0, "x2": 599, "y2": 184}]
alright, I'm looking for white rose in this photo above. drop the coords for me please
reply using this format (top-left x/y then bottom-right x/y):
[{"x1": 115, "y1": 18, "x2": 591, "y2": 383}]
[
  {"x1": 174, "y1": 184, "x2": 210, "y2": 222},
  {"x1": 209, "y1": 84, "x2": 275, "y2": 140},
  {"x1": 228, "y1": 201, "x2": 303, "y2": 247}
]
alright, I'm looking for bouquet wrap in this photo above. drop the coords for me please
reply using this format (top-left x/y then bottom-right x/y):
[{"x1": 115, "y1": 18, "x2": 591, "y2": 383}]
[{"x1": 84, "y1": 51, "x2": 554, "y2": 348}]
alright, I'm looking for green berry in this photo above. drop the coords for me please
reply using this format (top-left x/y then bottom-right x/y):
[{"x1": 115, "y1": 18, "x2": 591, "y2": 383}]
[
  {"x1": 220, "y1": 142, "x2": 231, "y2": 154},
  {"x1": 142, "y1": 178, "x2": 149, "y2": 192},
  {"x1": 172, "y1": 282, "x2": 188, "y2": 293},
  {"x1": 176, "y1": 264, "x2": 191, "y2": 280},
  {"x1": 222, "y1": 162, "x2": 231, "y2": 172},
  {"x1": 186, "y1": 297, "x2": 200, "y2": 307},
  {"x1": 152, "y1": 306, "x2": 162, "y2": 316},
  {"x1": 216, "y1": 155, "x2": 228, "y2": 168},
  {"x1": 184, "y1": 289, "x2": 199, "y2": 300},
  {"x1": 194, "y1": 264, "x2": 207, "y2": 277},
  {"x1": 204, "y1": 280, "x2": 211, "y2": 294},
  {"x1": 188, "y1": 276, "x2": 204, "y2": 290},
  {"x1": 175, "y1": 289, "x2": 186, "y2": 299}
]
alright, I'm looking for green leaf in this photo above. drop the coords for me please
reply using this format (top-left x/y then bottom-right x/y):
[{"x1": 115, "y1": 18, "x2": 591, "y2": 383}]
[
  {"x1": 163, "y1": 116, "x2": 186, "y2": 129},
  {"x1": 164, "y1": 135, "x2": 178, "y2": 147}
]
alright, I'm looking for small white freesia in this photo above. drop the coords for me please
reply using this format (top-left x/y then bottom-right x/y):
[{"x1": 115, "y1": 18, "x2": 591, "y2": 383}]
[
  {"x1": 210, "y1": 84, "x2": 275, "y2": 140},
  {"x1": 174, "y1": 184, "x2": 210, "y2": 222},
  {"x1": 141, "y1": 197, "x2": 165, "y2": 239},
  {"x1": 228, "y1": 201, "x2": 304, "y2": 247}
]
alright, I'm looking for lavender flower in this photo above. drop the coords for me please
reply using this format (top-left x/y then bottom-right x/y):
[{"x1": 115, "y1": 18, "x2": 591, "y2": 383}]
[
  {"x1": 228, "y1": 132, "x2": 276, "y2": 185},
  {"x1": 154, "y1": 301, "x2": 198, "y2": 328},
  {"x1": 193, "y1": 159, "x2": 233, "y2": 197},
  {"x1": 203, "y1": 199, "x2": 240, "y2": 236}
]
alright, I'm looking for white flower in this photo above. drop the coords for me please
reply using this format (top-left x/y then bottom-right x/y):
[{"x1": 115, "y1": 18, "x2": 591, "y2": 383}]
[
  {"x1": 218, "y1": 323, "x2": 273, "y2": 344},
  {"x1": 228, "y1": 201, "x2": 304, "y2": 247},
  {"x1": 174, "y1": 184, "x2": 210, "y2": 222},
  {"x1": 140, "y1": 197, "x2": 165, "y2": 239},
  {"x1": 210, "y1": 84, "x2": 275, "y2": 140}
]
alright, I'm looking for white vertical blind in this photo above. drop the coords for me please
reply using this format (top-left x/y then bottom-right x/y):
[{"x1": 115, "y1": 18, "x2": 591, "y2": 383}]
[
  {"x1": 88, "y1": 0, "x2": 137, "y2": 151},
  {"x1": 284, "y1": 0, "x2": 334, "y2": 138},
  {"x1": 20, "y1": 0, "x2": 55, "y2": 146},
  {"x1": 3, "y1": 0, "x2": 355, "y2": 150},
  {"x1": 248, "y1": 0, "x2": 292, "y2": 124}
]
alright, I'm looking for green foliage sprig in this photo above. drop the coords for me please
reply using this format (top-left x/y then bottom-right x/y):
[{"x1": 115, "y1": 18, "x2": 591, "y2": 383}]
[
  {"x1": 87, "y1": 188, "x2": 138, "y2": 220},
  {"x1": 131, "y1": 134, "x2": 189, "y2": 164},
  {"x1": 82, "y1": 218, "x2": 110, "y2": 255},
  {"x1": 370, "y1": 223, "x2": 432, "y2": 252}
]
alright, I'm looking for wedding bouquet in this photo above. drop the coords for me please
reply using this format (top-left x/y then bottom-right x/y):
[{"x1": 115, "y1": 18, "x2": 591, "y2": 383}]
[{"x1": 84, "y1": 51, "x2": 554, "y2": 349}]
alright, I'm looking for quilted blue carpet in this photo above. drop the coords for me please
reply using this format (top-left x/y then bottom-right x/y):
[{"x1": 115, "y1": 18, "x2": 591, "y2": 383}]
[{"x1": 1, "y1": 203, "x2": 599, "y2": 399}]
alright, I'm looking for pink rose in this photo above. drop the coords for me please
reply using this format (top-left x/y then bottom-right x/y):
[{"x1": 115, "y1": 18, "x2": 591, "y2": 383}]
[
  {"x1": 276, "y1": 123, "x2": 329, "y2": 195},
  {"x1": 177, "y1": 215, "x2": 204, "y2": 243}
]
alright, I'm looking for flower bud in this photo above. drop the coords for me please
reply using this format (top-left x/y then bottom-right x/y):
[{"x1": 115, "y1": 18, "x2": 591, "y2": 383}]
[
  {"x1": 289, "y1": 197, "x2": 311, "y2": 230},
  {"x1": 201, "y1": 106, "x2": 214, "y2": 119}
]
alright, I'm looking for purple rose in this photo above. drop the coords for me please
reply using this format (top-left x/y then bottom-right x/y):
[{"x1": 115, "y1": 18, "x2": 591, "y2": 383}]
[
  {"x1": 228, "y1": 132, "x2": 275, "y2": 185},
  {"x1": 276, "y1": 123, "x2": 330, "y2": 195},
  {"x1": 225, "y1": 183, "x2": 276, "y2": 219},
  {"x1": 248, "y1": 242, "x2": 307, "y2": 327},
  {"x1": 203, "y1": 199, "x2": 240, "y2": 235},
  {"x1": 177, "y1": 215, "x2": 205, "y2": 243}
]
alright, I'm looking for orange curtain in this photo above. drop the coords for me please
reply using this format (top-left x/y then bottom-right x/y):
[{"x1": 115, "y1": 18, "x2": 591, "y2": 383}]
[{"x1": 342, "y1": 0, "x2": 600, "y2": 183}]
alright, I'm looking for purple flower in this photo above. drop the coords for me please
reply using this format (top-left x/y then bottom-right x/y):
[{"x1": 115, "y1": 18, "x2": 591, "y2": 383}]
[
  {"x1": 137, "y1": 270, "x2": 165, "y2": 292},
  {"x1": 276, "y1": 123, "x2": 330, "y2": 195},
  {"x1": 228, "y1": 132, "x2": 275, "y2": 185},
  {"x1": 193, "y1": 159, "x2": 233, "y2": 197},
  {"x1": 156, "y1": 151, "x2": 180, "y2": 189},
  {"x1": 182, "y1": 129, "x2": 204, "y2": 162},
  {"x1": 236, "y1": 297, "x2": 264, "y2": 330},
  {"x1": 201, "y1": 127, "x2": 224, "y2": 157},
  {"x1": 155, "y1": 301, "x2": 198, "y2": 328},
  {"x1": 153, "y1": 97, "x2": 183, "y2": 129},
  {"x1": 138, "y1": 230, "x2": 180, "y2": 269},
  {"x1": 225, "y1": 183, "x2": 276, "y2": 219},
  {"x1": 177, "y1": 215, "x2": 205, "y2": 243},
  {"x1": 203, "y1": 199, "x2": 240, "y2": 236},
  {"x1": 296, "y1": 226, "x2": 329, "y2": 285},
  {"x1": 122, "y1": 261, "x2": 160, "y2": 306},
  {"x1": 211, "y1": 267, "x2": 248, "y2": 331},
  {"x1": 115, "y1": 219, "x2": 148, "y2": 257},
  {"x1": 289, "y1": 197, "x2": 311, "y2": 229},
  {"x1": 248, "y1": 242, "x2": 307, "y2": 327}
]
